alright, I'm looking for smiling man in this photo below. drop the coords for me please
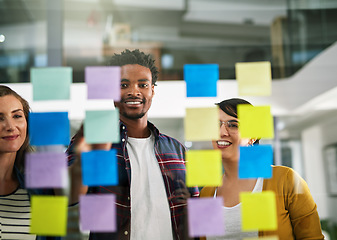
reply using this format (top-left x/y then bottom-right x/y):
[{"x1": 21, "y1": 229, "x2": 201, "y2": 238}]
[{"x1": 68, "y1": 49, "x2": 199, "y2": 240}]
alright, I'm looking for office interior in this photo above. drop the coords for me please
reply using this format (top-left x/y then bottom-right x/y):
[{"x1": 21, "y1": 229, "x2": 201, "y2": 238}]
[{"x1": 1, "y1": 0, "x2": 337, "y2": 238}]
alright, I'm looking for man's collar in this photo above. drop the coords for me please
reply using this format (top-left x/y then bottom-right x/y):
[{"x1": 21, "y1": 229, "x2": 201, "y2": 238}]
[{"x1": 119, "y1": 120, "x2": 160, "y2": 140}]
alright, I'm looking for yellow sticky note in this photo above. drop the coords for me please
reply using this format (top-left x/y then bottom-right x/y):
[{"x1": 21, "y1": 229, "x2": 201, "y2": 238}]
[
  {"x1": 243, "y1": 236, "x2": 279, "y2": 240},
  {"x1": 30, "y1": 196, "x2": 68, "y2": 236},
  {"x1": 240, "y1": 191, "x2": 277, "y2": 231},
  {"x1": 237, "y1": 105, "x2": 274, "y2": 139},
  {"x1": 186, "y1": 149, "x2": 222, "y2": 187},
  {"x1": 184, "y1": 107, "x2": 220, "y2": 141},
  {"x1": 235, "y1": 61, "x2": 272, "y2": 96}
]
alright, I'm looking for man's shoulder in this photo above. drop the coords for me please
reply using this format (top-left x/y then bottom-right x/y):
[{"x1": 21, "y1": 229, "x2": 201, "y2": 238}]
[{"x1": 158, "y1": 132, "x2": 184, "y2": 147}]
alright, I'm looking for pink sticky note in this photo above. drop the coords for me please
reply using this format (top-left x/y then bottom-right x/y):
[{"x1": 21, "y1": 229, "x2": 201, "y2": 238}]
[
  {"x1": 25, "y1": 152, "x2": 68, "y2": 188},
  {"x1": 80, "y1": 194, "x2": 117, "y2": 232},
  {"x1": 85, "y1": 66, "x2": 121, "y2": 101},
  {"x1": 187, "y1": 197, "x2": 225, "y2": 237}
]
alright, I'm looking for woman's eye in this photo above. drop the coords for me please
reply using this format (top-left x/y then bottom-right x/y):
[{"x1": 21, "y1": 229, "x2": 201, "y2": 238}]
[
  {"x1": 228, "y1": 123, "x2": 238, "y2": 128},
  {"x1": 14, "y1": 114, "x2": 23, "y2": 119}
]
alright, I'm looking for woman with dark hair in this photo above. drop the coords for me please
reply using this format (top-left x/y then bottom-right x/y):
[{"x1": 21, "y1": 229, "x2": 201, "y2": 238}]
[
  {"x1": 200, "y1": 98, "x2": 323, "y2": 240},
  {"x1": 0, "y1": 85, "x2": 35, "y2": 239}
]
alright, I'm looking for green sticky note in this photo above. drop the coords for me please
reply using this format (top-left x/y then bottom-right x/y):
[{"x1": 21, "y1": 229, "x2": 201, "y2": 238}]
[
  {"x1": 84, "y1": 109, "x2": 120, "y2": 144},
  {"x1": 31, "y1": 67, "x2": 72, "y2": 101},
  {"x1": 240, "y1": 191, "x2": 277, "y2": 231},
  {"x1": 30, "y1": 196, "x2": 68, "y2": 236},
  {"x1": 243, "y1": 236, "x2": 279, "y2": 240},
  {"x1": 235, "y1": 61, "x2": 271, "y2": 96},
  {"x1": 184, "y1": 107, "x2": 220, "y2": 141},
  {"x1": 186, "y1": 149, "x2": 222, "y2": 187},
  {"x1": 237, "y1": 105, "x2": 274, "y2": 139}
]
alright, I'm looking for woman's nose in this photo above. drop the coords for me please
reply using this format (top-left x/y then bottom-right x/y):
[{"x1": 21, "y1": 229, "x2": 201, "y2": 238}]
[
  {"x1": 4, "y1": 119, "x2": 15, "y2": 131},
  {"x1": 220, "y1": 124, "x2": 229, "y2": 137}
]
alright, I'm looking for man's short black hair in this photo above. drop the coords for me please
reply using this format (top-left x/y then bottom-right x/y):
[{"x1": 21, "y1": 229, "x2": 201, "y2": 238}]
[{"x1": 109, "y1": 49, "x2": 159, "y2": 86}]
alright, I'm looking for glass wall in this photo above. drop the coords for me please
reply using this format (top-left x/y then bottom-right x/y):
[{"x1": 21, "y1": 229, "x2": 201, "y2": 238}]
[{"x1": 1, "y1": 0, "x2": 337, "y2": 239}]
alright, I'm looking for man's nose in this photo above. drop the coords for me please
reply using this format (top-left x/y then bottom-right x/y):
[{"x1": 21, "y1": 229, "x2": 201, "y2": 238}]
[{"x1": 127, "y1": 85, "x2": 141, "y2": 96}]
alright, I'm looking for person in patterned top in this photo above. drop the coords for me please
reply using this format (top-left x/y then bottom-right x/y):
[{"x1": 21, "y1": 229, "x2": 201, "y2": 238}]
[{"x1": 67, "y1": 49, "x2": 199, "y2": 240}]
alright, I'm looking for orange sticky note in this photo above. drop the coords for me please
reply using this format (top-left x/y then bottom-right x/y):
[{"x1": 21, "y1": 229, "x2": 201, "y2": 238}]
[
  {"x1": 240, "y1": 191, "x2": 277, "y2": 231},
  {"x1": 184, "y1": 107, "x2": 220, "y2": 141},
  {"x1": 186, "y1": 149, "x2": 222, "y2": 187},
  {"x1": 30, "y1": 196, "x2": 68, "y2": 236},
  {"x1": 237, "y1": 105, "x2": 274, "y2": 139},
  {"x1": 235, "y1": 61, "x2": 272, "y2": 96}
]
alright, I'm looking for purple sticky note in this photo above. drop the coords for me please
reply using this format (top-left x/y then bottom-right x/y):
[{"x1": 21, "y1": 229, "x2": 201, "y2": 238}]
[
  {"x1": 80, "y1": 194, "x2": 117, "y2": 232},
  {"x1": 85, "y1": 66, "x2": 121, "y2": 101},
  {"x1": 187, "y1": 197, "x2": 225, "y2": 237},
  {"x1": 25, "y1": 152, "x2": 68, "y2": 189}
]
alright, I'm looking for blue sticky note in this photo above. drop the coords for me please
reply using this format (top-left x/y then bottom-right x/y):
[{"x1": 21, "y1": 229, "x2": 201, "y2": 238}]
[
  {"x1": 184, "y1": 64, "x2": 219, "y2": 97},
  {"x1": 84, "y1": 109, "x2": 120, "y2": 144},
  {"x1": 29, "y1": 112, "x2": 70, "y2": 146},
  {"x1": 81, "y1": 149, "x2": 118, "y2": 186},
  {"x1": 239, "y1": 145, "x2": 273, "y2": 179}
]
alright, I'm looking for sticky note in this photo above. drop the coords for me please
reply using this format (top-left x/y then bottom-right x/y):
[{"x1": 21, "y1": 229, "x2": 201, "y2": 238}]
[
  {"x1": 84, "y1": 109, "x2": 120, "y2": 144},
  {"x1": 85, "y1": 66, "x2": 121, "y2": 101},
  {"x1": 237, "y1": 105, "x2": 274, "y2": 139},
  {"x1": 239, "y1": 145, "x2": 273, "y2": 179},
  {"x1": 184, "y1": 107, "x2": 220, "y2": 141},
  {"x1": 235, "y1": 61, "x2": 271, "y2": 96},
  {"x1": 31, "y1": 67, "x2": 72, "y2": 101},
  {"x1": 25, "y1": 152, "x2": 68, "y2": 188},
  {"x1": 184, "y1": 64, "x2": 219, "y2": 97},
  {"x1": 30, "y1": 196, "x2": 68, "y2": 236},
  {"x1": 243, "y1": 236, "x2": 279, "y2": 240},
  {"x1": 240, "y1": 191, "x2": 277, "y2": 231},
  {"x1": 29, "y1": 112, "x2": 70, "y2": 146},
  {"x1": 187, "y1": 197, "x2": 225, "y2": 237},
  {"x1": 186, "y1": 149, "x2": 222, "y2": 187},
  {"x1": 81, "y1": 149, "x2": 118, "y2": 186},
  {"x1": 80, "y1": 194, "x2": 117, "y2": 232}
]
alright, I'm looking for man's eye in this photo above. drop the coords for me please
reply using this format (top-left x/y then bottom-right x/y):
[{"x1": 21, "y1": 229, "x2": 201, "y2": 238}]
[
  {"x1": 139, "y1": 84, "x2": 148, "y2": 88},
  {"x1": 121, "y1": 83, "x2": 128, "y2": 88}
]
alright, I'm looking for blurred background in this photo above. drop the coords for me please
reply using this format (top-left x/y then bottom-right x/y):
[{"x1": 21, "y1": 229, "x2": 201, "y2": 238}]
[{"x1": 1, "y1": 0, "x2": 337, "y2": 239}]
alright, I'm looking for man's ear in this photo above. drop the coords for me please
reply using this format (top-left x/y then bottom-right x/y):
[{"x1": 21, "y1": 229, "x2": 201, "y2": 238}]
[{"x1": 152, "y1": 84, "x2": 155, "y2": 95}]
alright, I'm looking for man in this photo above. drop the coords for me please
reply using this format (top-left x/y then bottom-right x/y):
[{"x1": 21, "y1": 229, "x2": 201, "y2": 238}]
[{"x1": 68, "y1": 49, "x2": 199, "y2": 240}]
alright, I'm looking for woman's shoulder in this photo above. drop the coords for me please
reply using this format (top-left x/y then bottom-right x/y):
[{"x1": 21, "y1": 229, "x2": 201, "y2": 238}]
[
  {"x1": 271, "y1": 165, "x2": 295, "y2": 176},
  {"x1": 263, "y1": 165, "x2": 295, "y2": 189},
  {"x1": 200, "y1": 186, "x2": 217, "y2": 198}
]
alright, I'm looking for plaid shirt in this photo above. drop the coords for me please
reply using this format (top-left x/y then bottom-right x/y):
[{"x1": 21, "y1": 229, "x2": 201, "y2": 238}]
[{"x1": 68, "y1": 121, "x2": 199, "y2": 240}]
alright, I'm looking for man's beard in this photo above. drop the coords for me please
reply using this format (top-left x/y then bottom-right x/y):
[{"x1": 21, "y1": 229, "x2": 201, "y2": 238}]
[
  {"x1": 119, "y1": 96, "x2": 147, "y2": 120},
  {"x1": 121, "y1": 111, "x2": 146, "y2": 120}
]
